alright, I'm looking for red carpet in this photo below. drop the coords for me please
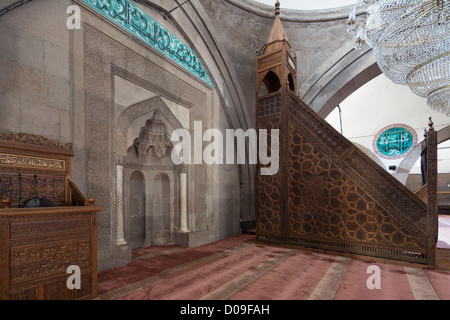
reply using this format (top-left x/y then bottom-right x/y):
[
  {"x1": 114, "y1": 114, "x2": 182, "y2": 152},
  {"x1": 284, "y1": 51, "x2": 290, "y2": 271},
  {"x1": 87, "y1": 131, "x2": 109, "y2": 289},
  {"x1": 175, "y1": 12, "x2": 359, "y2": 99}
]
[
  {"x1": 119, "y1": 244, "x2": 285, "y2": 300},
  {"x1": 423, "y1": 268, "x2": 450, "y2": 300},
  {"x1": 334, "y1": 259, "x2": 415, "y2": 300},
  {"x1": 98, "y1": 232, "x2": 450, "y2": 300},
  {"x1": 229, "y1": 250, "x2": 335, "y2": 300}
]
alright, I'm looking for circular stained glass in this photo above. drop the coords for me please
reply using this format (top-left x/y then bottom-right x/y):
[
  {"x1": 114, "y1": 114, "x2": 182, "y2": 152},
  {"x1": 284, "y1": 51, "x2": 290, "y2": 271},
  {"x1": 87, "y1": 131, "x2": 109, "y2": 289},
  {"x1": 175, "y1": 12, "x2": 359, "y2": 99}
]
[{"x1": 373, "y1": 124, "x2": 418, "y2": 160}]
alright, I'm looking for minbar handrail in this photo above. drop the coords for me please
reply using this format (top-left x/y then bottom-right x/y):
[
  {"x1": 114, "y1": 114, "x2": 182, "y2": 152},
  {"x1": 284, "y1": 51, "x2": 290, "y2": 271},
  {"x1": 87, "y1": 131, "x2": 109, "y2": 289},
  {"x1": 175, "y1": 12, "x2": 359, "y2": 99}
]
[
  {"x1": 415, "y1": 184, "x2": 428, "y2": 205},
  {"x1": 67, "y1": 180, "x2": 88, "y2": 206}
]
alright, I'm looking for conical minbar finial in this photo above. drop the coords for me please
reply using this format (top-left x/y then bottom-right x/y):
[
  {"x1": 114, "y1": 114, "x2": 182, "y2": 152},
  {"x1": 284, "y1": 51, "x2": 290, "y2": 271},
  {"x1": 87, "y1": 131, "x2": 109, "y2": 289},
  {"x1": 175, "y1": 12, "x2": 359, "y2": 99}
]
[
  {"x1": 428, "y1": 116, "x2": 434, "y2": 131},
  {"x1": 275, "y1": 1, "x2": 280, "y2": 15}
]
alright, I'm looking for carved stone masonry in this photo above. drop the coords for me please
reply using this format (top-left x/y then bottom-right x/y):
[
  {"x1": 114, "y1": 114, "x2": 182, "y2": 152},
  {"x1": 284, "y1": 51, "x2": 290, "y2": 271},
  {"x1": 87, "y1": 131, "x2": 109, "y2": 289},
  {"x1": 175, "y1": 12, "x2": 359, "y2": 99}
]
[{"x1": 132, "y1": 110, "x2": 173, "y2": 160}]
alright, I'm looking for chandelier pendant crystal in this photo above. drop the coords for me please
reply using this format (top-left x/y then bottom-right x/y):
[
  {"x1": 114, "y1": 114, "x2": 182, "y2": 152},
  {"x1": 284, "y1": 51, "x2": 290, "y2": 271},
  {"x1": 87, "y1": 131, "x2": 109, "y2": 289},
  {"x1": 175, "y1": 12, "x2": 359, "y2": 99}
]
[{"x1": 348, "y1": 0, "x2": 450, "y2": 116}]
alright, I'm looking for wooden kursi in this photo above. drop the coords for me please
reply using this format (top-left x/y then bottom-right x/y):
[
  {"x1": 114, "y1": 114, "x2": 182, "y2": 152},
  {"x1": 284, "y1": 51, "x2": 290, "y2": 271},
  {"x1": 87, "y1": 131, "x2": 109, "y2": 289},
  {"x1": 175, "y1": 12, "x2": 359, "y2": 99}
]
[
  {"x1": 0, "y1": 132, "x2": 101, "y2": 300},
  {"x1": 255, "y1": 2, "x2": 438, "y2": 267}
]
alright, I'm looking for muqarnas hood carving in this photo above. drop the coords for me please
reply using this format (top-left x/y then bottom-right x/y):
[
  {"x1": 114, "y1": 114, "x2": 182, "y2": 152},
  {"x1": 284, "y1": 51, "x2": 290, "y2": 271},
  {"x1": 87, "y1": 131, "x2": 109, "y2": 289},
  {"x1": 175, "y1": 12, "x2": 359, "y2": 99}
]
[{"x1": 133, "y1": 110, "x2": 173, "y2": 160}]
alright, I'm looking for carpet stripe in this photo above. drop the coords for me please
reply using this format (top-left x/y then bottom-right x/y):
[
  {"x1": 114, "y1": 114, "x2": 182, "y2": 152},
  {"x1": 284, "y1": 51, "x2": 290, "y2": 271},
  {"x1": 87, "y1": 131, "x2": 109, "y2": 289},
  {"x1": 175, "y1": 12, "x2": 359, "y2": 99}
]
[
  {"x1": 404, "y1": 267, "x2": 439, "y2": 300},
  {"x1": 98, "y1": 276, "x2": 163, "y2": 300},
  {"x1": 98, "y1": 242, "x2": 255, "y2": 300},
  {"x1": 158, "y1": 242, "x2": 254, "y2": 278},
  {"x1": 117, "y1": 244, "x2": 287, "y2": 300},
  {"x1": 199, "y1": 249, "x2": 296, "y2": 300},
  {"x1": 308, "y1": 256, "x2": 351, "y2": 300},
  {"x1": 229, "y1": 250, "x2": 336, "y2": 300}
]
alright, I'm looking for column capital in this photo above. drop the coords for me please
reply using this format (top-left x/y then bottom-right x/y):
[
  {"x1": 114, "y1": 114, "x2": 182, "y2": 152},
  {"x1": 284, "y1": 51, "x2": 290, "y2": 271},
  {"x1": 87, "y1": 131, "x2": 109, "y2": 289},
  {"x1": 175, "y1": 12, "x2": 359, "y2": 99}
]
[
  {"x1": 114, "y1": 153, "x2": 124, "y2": 166},
  {"x1": 178, "y1": 164, "x2": 189, "y2": 174}
]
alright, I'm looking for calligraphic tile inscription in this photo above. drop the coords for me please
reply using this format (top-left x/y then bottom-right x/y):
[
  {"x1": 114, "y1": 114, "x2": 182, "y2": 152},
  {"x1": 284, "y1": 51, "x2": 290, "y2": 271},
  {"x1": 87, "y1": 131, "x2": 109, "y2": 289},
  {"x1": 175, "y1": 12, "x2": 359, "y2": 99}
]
[
  {"x1": 373, "y1": 124, "x2": 418, "y2": 160},
  {"x1": 79, "y1": 0, "x2": 214, "y2": 88}
]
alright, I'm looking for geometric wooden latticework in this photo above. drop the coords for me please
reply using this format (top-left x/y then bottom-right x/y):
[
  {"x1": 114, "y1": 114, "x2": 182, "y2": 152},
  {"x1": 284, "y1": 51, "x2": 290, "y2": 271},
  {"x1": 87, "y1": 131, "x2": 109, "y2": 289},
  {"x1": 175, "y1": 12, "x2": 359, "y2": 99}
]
[
  {"x1": 256, "y1": 2, "x2": 438, "y2": 267},
  {"x1": 256, "y1": 89, "x2": 438, "y2": 267}
]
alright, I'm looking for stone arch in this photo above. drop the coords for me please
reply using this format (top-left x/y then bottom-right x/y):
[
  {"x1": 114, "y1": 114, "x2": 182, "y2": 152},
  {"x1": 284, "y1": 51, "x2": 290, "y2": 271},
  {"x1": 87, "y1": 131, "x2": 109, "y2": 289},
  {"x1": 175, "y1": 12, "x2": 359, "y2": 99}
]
[{"x1": 300, "y1": 46, "x2": 382, "y2": 118}]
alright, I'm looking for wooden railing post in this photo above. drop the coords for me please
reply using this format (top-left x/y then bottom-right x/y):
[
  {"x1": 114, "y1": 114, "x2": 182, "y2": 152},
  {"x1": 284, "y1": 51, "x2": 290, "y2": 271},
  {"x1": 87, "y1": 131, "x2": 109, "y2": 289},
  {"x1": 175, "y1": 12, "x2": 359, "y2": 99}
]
[
  {"x1": 1, "y1": 197, "x2": 11, "y2": 209},
  {"x1": 426, "y1": 117, "x2": 438, "y2": 266}
]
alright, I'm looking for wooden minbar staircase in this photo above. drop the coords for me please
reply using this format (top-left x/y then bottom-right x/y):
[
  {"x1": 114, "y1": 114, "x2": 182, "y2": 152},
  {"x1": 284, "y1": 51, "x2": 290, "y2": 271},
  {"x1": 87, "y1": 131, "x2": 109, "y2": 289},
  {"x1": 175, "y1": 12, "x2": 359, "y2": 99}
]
[{"x1": 255, "y1": 2, "x2": 441, "y2": 269}]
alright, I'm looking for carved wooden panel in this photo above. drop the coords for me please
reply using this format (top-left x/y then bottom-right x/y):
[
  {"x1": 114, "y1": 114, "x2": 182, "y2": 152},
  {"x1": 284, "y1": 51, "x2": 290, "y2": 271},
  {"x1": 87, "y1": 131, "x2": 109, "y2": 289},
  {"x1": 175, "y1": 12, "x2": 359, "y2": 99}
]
[
  {"x1": 287, "y1": 124, "x2": 421, "y2": 249},
  {"x1": 256, "y1": 97, "x2": 282, "y2": 244},
  {"x1": 73, "y1": 273, "x2": 92, "y2": 300},
  {"x1": 0, "y1": 173, "x2": 66, "y2": 206},
  {"x1": 9, "y1": 288, "x2": 37, "y2": 300},
  {"x1": 1, "y1": 208, "x2": 99, "y2": 300},
  {"x1": 11, "y1": 238, "x2": 91, "y2": 285},
  {"x1": 10, "y1": 218, "x2": 91, "y2": 239},
  {"x1": 44, "y1": 279, "x2": 67, "y2": 300}
]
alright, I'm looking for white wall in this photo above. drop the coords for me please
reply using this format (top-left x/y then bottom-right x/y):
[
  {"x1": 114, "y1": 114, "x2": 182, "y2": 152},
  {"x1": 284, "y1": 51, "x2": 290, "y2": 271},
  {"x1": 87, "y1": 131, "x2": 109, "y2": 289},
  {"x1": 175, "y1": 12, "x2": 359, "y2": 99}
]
[{"x1": 325, "y1": 74, "x2": 450, "y2": 175}]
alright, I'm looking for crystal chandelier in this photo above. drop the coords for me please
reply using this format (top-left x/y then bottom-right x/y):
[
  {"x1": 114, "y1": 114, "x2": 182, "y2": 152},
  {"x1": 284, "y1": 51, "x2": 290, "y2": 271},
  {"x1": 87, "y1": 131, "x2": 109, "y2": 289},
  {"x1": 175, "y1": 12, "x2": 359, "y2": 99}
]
[{"x1": 347, "y1": 0, "x2": 450, "y2": 116}]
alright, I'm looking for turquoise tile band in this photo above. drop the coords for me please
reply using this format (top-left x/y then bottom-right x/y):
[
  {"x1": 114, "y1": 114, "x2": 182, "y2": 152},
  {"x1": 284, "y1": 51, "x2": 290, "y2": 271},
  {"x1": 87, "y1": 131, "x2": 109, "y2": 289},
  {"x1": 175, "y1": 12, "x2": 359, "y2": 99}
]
[{"x1": 79, "y1": 0, "x2": 214, "y2": 88}]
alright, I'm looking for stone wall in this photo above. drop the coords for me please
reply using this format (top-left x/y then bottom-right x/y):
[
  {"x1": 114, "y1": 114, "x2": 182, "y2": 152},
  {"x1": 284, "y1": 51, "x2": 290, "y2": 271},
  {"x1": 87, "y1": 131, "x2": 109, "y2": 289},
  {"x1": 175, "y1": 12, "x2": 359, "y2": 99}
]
[
  {"x1": 0, "y1": 0, "x2": 71, "y2": 143},
  {"x1": 0, "y1": 0, "x2": 242, "y2": 271}
]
